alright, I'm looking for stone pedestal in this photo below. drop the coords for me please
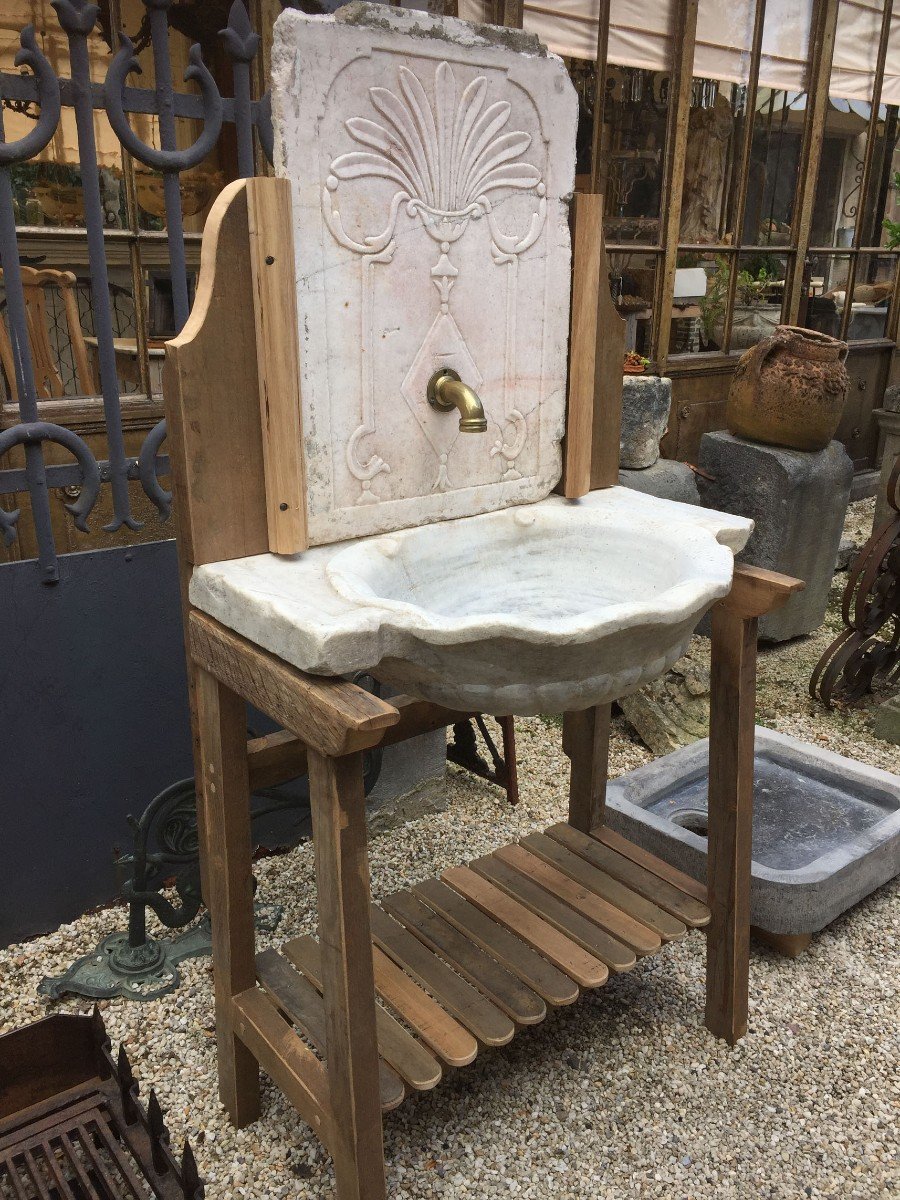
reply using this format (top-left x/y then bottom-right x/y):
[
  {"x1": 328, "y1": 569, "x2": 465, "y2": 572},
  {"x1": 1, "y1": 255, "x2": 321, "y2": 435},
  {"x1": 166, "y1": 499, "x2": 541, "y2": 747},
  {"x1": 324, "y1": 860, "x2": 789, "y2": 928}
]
[
  {"x1": 873, "y1": 400, "x2": 900, "y2": 531},
  {"x1": 697, "y1": 431, "x2": 853, "y2": 641},
  {"x1": 619, "y1": 375, "x2": 671, "y2": 468},
  {"x1": 617, "y1": 374, "x2": 700, "y2": 505}
]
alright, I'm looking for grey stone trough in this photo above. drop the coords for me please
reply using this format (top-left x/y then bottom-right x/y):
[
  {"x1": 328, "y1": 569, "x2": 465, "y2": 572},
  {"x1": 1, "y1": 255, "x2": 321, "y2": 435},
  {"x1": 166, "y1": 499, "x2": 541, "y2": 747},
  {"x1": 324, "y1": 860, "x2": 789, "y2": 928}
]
[{"x1": 605, "y1": 728, "x2": 900, "y2": 936}]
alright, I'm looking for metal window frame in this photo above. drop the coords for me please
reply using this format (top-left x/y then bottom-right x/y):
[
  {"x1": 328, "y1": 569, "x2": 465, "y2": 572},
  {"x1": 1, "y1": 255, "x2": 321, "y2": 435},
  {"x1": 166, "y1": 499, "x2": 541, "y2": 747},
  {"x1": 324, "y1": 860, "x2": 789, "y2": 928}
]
[{"x1": 590, "y1": 0, "x2": 900, "y2": 373}]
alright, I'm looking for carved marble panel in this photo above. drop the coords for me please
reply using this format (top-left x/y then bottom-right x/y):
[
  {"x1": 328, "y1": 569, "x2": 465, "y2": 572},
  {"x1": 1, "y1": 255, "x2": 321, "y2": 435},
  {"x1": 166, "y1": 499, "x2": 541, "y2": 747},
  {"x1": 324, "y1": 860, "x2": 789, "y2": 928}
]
[{"x1": 271, "y1": 3, "x2": 577, "y2": 544}]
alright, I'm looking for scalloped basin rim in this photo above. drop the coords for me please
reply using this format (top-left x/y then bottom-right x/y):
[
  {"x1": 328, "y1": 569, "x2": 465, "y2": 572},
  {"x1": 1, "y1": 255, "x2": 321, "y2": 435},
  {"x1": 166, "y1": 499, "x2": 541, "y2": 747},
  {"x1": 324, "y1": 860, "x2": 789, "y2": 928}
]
[
  {"x1": 187, "y1": 488, "x2": 754, "y2": 715},
  {"x1": 324, "y1": 504, "x2": 735, "y2": 644}
]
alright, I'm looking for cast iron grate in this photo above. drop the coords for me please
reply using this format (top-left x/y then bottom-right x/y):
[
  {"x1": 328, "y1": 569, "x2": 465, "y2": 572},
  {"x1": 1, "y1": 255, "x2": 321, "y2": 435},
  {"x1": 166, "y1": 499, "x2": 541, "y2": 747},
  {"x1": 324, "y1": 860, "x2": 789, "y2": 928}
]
[{"x1": 0, "y1": 1011, "x2": 202, "y2": 1200}]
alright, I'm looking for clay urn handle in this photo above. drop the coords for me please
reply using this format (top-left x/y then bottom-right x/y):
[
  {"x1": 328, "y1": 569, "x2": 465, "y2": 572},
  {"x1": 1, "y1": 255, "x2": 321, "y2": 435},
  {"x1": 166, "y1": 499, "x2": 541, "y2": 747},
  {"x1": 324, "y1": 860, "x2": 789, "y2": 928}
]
[{"x1": 742, "y1": 331, "x2": 783, "y2": 381}]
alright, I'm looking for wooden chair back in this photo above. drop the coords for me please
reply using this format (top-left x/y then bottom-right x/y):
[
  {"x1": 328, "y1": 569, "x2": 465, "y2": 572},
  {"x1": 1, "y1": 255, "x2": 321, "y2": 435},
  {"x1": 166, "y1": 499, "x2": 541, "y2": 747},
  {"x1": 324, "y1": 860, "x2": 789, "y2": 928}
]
[{"x1": 0, "y1": 266, "x2": 97, "y2": 402}]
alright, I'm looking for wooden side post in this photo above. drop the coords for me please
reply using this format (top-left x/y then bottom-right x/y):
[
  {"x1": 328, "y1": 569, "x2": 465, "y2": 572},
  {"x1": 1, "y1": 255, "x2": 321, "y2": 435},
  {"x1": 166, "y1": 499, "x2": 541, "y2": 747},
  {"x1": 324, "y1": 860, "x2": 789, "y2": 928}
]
[
  {"x1": 563, "y1": 704, "x2": 611, "y2": 833},
  {"x1": 705, "y1": 564, "x2": 804, "y2": 1044},
  {"x1": 194, "y1": 666, "x2": 261, "y2": 1125},
  {"x1": 309, "y1": 749, "x2": 386, "y2": 1200},
  {"x1": 560, "y1": 192, "x2": 625, "y2": 498}
]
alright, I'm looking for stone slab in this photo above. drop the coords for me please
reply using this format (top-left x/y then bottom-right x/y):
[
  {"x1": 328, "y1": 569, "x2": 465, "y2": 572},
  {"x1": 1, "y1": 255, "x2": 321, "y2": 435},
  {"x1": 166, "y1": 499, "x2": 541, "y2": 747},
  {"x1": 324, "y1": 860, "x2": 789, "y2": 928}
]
[
  {"x1": 605, "y1": 728, "x2": 900, "y2": 935},
  {"x1": 619, "y1": 459, "x2": 699, "y2": 506},
  {"x1": 697, "y1": 430, "x2": 853, "y2": 641},
  {"x1": 873, "y1": 692, "x2": 900, "y2": 746},
  {"x1": 619, "y1": 375, "x2": 671, "y2": 468},
  {"x1": 271, "y1": 3, "x2": 577, "y2": 545}
]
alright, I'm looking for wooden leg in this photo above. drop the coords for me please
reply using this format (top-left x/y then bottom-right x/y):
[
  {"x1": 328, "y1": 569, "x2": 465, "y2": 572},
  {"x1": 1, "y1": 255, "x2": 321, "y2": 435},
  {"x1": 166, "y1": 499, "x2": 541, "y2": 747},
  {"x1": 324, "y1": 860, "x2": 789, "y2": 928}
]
[
  {"x1": 705, "y1": 604, "x2": 757, "y2": 1045},
  {"x1": 309, "y1": 749, "x2": 386, "y2": 1200},
  {"x1": 194, "y1": 666, "x2": 261, "y2": 1125},
  {"x1": 563, "y1": 704, "x2": 611, "y2": 833}
]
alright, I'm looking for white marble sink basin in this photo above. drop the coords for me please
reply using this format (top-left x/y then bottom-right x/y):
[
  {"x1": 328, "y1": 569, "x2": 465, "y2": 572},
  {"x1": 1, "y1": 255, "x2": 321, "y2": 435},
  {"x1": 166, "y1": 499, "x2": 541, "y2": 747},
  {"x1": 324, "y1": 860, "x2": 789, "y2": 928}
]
[{"x1": 190, "y1": 488, "x2": 752, "y2": 715}]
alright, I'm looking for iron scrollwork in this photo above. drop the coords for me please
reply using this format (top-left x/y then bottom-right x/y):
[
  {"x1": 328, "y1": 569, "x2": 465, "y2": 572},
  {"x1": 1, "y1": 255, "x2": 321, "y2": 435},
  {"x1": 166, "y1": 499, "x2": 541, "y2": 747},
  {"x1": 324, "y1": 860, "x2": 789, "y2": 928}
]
[
  {"x1": 0, "y1": 27, "x2": 103, "y2": 579},
  {"x1": 0, "y1": 0, "x2": 275, "y2": 567},
  {"x1": 811, "y1": 457, "x2": 900, "y2": 707},
  {"x1": 40, "y1": 675, "x2": 384, "y2": 1001}
]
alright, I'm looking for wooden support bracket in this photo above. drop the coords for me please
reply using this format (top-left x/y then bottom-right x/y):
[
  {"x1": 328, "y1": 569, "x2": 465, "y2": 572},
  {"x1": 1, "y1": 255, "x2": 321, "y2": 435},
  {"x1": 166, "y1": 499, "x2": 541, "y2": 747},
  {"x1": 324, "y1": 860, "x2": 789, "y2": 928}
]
[
  {"x1": 247, "y1": 696, "x2": 471, "y2": 790},
  {"x1": 188, "y1": 611, "x2": 399, "y2": 758}
]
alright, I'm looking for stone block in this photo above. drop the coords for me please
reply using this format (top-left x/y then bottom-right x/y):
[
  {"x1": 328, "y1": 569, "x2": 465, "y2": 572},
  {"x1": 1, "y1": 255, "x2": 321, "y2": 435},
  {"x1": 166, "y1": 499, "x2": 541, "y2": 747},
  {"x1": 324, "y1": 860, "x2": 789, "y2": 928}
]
[
  {"x1": 618, "y1": 642, "x2": 710, "y2": 755},
  {"x1": 873, "y1": 693, "x2": 900, "y2": 745},
  {"x1": 873, "y1": 406, "x2": 900, "y2": 530},
  {"x1": 619, "y1": 459, "x2": 699, "y2": 506},
  {"x1": 367, "y1": 729, "x2": 447, "y2": 831},
  {"x1": 619, "y1": 375, "x2": 671, "y2": 468},
  {"x1": 697, "y1": 431, "x2": 853, "y2": 641}
]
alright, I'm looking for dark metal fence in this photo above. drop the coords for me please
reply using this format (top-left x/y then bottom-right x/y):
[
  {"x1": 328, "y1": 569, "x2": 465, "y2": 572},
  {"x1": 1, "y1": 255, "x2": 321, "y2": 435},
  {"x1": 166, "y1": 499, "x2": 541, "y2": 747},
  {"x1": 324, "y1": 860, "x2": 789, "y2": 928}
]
[{"x1": 0, "y1": 0, "x2": 279, "y2": 583}]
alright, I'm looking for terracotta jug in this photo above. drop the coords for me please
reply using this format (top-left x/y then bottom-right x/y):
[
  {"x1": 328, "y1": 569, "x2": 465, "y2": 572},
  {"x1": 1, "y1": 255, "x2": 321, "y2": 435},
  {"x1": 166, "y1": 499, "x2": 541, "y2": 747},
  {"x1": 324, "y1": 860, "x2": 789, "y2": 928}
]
[{"x1": 726, "y1": 325, "x2": 849, "y2": 452}]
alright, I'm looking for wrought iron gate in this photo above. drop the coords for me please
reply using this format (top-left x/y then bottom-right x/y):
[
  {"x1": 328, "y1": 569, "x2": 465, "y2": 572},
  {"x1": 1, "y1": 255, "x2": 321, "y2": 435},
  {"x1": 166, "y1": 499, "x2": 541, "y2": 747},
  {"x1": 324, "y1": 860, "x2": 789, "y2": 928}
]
[{"x1": 0, "y1": 0, "x2": 281, "y2": 944}]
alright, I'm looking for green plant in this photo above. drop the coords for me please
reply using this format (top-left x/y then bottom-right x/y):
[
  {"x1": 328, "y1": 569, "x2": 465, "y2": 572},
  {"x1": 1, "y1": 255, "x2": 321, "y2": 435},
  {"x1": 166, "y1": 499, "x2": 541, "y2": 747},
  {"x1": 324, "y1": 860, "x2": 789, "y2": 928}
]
[
  {"x1": 735, "y1": 265, "x2": 775, "y2": 306},
  {"x1": 697, "y1": 256, "x2": 730, "y2": 347},
  {"x1": 884, "y1": 172, "x2": 900, "y2": 249}
]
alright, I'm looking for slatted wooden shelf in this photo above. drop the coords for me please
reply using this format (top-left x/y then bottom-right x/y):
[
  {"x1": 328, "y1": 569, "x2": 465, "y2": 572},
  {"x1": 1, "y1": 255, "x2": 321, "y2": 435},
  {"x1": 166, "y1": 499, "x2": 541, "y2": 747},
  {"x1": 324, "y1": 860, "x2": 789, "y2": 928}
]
[{"x1": 240, "y1": 825, "x2": 709, "y2": 1112}]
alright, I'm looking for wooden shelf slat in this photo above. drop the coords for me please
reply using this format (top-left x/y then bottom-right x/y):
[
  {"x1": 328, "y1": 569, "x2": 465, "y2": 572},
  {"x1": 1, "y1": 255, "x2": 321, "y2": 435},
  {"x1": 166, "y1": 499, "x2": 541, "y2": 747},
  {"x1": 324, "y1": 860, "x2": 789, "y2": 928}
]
[
  {"x1": 471, "y1": 856, "x2": 637, "y2": 973},
  {"x1": 413, "y1": 878, "x2": 580, "y2": 1007},
  {"x1": 369, "y1": 944, "x2": 477, "y2": 1069},
  {"x1": 255, "y1": 948, "x2": 406, "y2": 1111},
  {"x1": 593, "y1": 826, "x2": 708, "y2": 903},
  {"x1": 383, "y1": 890, "x2": 546, "y2": 1026},
  {"x1": 442, "y1": 866, "x2": 608, "y2": 989},
  {"x1": 521, "y1": 831, "x2": 687, "y2": 942},
  {"x1": 547, "y1": 824, "x2": 710, "y2": 927},
  {"x1": 495, "y1": 843, "x2": 662, "y2": 956},
  {"x1": 282, "y1": 935, "x2": 442, "y2": 1092},
  {"x1": 369, "y1": 907, "x2": 515, "y2": 1047}
]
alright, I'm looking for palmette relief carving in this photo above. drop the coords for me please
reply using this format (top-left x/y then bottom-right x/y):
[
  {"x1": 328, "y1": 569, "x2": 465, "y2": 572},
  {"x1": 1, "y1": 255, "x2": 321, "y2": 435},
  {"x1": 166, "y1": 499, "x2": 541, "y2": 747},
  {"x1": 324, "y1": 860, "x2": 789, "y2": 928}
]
[{"x1": 323, "y1": 61, "x2": 547, "y2": 496}]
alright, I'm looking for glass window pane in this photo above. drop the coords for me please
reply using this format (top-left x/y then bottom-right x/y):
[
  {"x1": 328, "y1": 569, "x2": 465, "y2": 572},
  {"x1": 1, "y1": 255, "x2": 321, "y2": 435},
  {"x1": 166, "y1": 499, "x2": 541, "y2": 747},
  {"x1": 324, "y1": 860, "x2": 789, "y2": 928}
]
[
  {"x1": 598, "y1": 65, "x2": 670, "y2": 246},
  {"x1": 610, "y1": 252, "x2": 657, "y2": 356},
  {"x1": 672, "y1": 250, "x2": 731, "y2": 354},
  {"x1": 744, "y1": 89, "x2": 808, "y2": 246},
  {"x1": 811, "y1": 2, "x2": 899, "y2": 251},
  {"x1": 678, "y1": 77, "x2": 742, "y2": 245},
  {"x1": 800, "y1": 253, "x2": 850, "y2": 338},
  {"x1": 730, "y1": 251, "x2": 788, "y2": 349},
  {"x1": 844, "y1": 252, "x2": 894, "y2": 340}
]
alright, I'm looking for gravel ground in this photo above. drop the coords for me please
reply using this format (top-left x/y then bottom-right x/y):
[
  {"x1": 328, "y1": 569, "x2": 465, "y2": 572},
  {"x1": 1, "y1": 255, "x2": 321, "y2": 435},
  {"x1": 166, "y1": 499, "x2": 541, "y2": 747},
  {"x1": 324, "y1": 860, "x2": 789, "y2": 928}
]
[{"x1": 1, "y1": 498, "x2": 897, "y2": 1199}]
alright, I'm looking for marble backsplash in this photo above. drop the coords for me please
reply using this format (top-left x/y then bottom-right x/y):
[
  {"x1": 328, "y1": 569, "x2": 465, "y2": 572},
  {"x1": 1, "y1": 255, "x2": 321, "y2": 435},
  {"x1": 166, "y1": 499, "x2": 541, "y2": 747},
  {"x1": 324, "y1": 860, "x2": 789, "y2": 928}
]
[{"x1": 271, "y1": 3, "x2": 577, "y2": 545}]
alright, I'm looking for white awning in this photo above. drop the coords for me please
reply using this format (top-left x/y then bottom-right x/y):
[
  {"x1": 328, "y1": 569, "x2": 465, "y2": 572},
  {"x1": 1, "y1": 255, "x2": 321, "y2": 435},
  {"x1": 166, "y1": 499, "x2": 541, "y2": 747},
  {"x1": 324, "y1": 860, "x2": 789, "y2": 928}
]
[{"x1": 458, "y1": 0, "x2": 900, "y2": 104}]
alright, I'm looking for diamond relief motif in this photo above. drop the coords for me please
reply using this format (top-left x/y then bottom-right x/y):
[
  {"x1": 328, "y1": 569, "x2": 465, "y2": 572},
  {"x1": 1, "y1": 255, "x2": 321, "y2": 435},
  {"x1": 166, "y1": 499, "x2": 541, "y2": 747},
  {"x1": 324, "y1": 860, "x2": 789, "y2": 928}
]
[{"x1": 400, "y1": 312, "x2": 484, "y2": 488}]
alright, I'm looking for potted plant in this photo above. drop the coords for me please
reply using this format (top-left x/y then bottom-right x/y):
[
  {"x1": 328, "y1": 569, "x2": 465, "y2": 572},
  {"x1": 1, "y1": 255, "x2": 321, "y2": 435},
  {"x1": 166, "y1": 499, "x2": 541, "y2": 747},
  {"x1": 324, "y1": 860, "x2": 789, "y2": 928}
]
[
  {"x1": 623, "y1": 351, "x2": 650, "y2": 375},
  {"x1": 728, "y1": 263, "x2": 781, "y2": 350}
]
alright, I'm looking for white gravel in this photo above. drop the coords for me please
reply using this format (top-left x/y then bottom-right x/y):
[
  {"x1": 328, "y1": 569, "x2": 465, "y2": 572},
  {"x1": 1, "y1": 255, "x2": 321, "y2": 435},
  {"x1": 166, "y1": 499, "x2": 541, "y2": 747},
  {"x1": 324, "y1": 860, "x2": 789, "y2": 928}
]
[{"x1": 1, "y1": 497, "x2": 897, "y2": 1199}]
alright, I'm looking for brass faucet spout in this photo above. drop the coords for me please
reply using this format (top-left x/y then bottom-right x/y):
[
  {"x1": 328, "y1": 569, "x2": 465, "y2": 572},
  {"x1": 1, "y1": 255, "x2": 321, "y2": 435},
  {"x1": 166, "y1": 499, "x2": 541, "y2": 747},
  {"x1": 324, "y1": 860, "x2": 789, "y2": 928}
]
[{"x1": 427, "y1": 369, "x2": 488, "y2": 433}]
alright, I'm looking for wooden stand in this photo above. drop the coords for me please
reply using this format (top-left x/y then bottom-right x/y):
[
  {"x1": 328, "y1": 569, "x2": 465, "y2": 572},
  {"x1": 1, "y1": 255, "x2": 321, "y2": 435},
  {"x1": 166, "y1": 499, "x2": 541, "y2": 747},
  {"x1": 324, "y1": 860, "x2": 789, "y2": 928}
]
[{"x1": 164, "y1": 180, "x2": 803, "y2": 1199}]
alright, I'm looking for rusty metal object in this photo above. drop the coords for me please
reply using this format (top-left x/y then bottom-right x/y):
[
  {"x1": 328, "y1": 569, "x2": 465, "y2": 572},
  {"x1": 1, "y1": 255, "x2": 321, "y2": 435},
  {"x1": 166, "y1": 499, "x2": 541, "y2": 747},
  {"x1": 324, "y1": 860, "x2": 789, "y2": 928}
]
[
  {"x1": 0, "y1": 1009, "x2": 203, "y2": 1198},
  {"x1": 727, "y1": 325, "x2": 849, "y2": 452},
  {"x1": 811, "y1": 457, "x2": 900, "y2": 707},
  {"x1": 448, "y1": 715, "x2": 519, "y2": 805}
]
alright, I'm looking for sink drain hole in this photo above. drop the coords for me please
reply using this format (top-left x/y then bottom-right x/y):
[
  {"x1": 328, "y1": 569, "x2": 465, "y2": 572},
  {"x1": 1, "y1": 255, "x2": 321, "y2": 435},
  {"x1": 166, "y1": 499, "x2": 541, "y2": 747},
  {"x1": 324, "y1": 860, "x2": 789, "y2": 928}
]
[{"x1": 672, "y1": 809, "x2": 709, "y2": 839}]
